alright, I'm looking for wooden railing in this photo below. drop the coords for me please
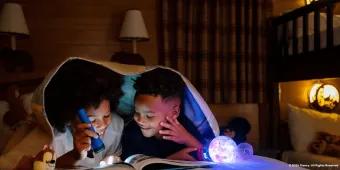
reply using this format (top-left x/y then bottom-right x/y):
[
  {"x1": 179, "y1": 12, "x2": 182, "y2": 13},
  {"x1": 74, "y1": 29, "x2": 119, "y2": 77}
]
[{"x1": 272, "y1": 0, "x2": 340, "y2": 57}]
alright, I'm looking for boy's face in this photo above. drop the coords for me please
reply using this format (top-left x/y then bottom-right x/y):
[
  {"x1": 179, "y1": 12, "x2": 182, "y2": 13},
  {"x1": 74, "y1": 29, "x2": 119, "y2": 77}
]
[
  {"x1": 85, "y1": 99, "x2": 112, "y2": 136},
  {"x1": 134, "y1": 95, "x2": 180, "y2": 138}
]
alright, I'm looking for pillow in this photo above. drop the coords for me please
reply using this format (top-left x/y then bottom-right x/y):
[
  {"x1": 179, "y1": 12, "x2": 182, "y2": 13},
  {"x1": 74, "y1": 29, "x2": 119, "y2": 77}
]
[
  {"x1": 0, "y1": 92, "x2": 34, "y2": 154},
  {"x1": 0, "y1": 101, "x2": 10, "y2": 152},
  {"x1": 20, "y1": 92, "x2": 34, "y2": 115},
  {"x1": 0, "y1": 100, "x2": 10, "y2": 130},
  {"x1": 116, "y1": 75, "x2": 139, "y2": 116},
  {"x1": 3, "y1": 88, "x2": 34, "y2": 127},
  {"x1": 309, "y1": 131, "x2": 340, "y2": 157},
  {"x1": 287, "y1": 104, "x2": 340, "y2": 152},
  {"x1": 0, "y1": 101, "x2": 10, "y2": 116}
]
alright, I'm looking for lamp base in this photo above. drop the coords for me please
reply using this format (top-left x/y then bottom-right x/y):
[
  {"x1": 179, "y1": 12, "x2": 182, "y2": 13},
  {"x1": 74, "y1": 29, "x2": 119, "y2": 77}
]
[{"x1": 111, "y1": 51, "x2": 145, "y2": 65}]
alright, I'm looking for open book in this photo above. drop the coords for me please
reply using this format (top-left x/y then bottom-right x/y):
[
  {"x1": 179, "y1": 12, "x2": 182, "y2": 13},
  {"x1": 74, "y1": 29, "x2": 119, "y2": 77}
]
[{"x1": 97, "y1": 154, "x2": 216, "y2": 170}]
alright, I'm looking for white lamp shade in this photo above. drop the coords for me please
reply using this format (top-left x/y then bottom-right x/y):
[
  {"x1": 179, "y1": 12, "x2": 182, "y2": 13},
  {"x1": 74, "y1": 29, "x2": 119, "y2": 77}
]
[
  {"x1": 0, "y1": 3, "x2": 29, "y2": 36},
  {"x1": 119, "y1": 10, "x2": 149, "y2": 41}
]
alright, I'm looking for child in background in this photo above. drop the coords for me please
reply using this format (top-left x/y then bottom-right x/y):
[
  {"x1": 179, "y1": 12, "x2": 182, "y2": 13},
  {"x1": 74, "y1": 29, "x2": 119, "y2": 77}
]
[
  {"x1": 44, "y1": 64, "x2": 123, "y2": 168},
  {"x1": 121, "y1": 68, "x2": 204, "y2": 161},
  {"x1": 220, "y1": 117, "x2": 251, "y2": 144}
]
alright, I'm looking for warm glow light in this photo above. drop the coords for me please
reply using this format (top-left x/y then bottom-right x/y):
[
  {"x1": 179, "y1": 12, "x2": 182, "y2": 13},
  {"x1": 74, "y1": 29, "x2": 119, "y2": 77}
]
[
  {"x1": 208, "y1": 136, "x2": 237, "y2": 163},
  {"x1": 204, "y1": 136, "x2": 254, "y2": 163},
  {"x1": 305, "y1": 0, "x2": 318, "y2": 5},
  {"x1": 309, "y1": 83, "x2": 339, "y2": 111},
  {"x1": 309, "y1": 83, "x2": 322, "y2": 104}
]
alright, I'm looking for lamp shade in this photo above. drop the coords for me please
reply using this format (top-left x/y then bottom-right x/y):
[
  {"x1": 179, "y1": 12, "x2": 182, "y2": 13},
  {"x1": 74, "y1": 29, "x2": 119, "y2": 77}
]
[
  {"x1": 305, "y1": 0, "x2": 318, "y2": 5},
  {"x1": 119, "y1": 10, "x2": 149, "y2": 41},
  {"x1": 0, "y1": 3, "x2": 29, "y2": 36}
]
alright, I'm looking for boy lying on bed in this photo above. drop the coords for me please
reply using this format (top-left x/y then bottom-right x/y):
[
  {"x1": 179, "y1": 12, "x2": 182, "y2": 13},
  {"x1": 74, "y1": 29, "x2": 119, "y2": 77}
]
[
  {"x1": 43, "y1": 67, "x2": 124, "y2": 168},
  {"x1": 121, "y1": 68, "x2": 204, "y2": 161}
]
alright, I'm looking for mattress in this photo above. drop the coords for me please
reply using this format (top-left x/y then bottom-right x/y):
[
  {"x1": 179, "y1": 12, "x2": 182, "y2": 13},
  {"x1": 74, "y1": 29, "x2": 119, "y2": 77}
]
[
  {"x1": 281, "y1": 13, "x2": 340, "y2": 55},
  {"x1": 99, "y1": 155, "x2": 306, "y2": 170},
  {"x1": 282, "y1": 151, "x2": 340, "y2": 170},
  {"x1": 202, "y1": 155, "x2": 307, "y2": 170}
]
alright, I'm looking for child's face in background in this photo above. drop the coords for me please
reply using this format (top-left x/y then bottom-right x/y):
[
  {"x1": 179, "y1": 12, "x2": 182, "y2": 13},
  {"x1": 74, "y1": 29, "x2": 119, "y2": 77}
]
[
  {"x1": 134, "y1": 95, "x2": 180, "y2": 138},
  {"x1": 85, "y1": 99, "x2": 112, "y2": 136}
]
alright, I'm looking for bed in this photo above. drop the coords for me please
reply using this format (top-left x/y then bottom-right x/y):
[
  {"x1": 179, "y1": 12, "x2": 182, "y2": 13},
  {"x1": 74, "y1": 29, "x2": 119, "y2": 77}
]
[
  {"x1": 0, "y1": 72, "x2": 45, "y2": 168},
  {"x1": 268, "y1": 0, "x2": 340, "y2": 169},
  {"x1": 269, "y1": 0, "x2": 340, "y2": 82},
  {"x1": 1, "y1": 58, "x2": 306, "y2": 169}
]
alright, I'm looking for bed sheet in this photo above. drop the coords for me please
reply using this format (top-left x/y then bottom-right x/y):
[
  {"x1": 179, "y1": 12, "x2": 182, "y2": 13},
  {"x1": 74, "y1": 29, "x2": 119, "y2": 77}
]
[
  {"x1": 282, "y1": 151, "x2": 340, "y2": 170},
  {"x1": 191, "y1": 155, "x2": 307, "y2": 170}
]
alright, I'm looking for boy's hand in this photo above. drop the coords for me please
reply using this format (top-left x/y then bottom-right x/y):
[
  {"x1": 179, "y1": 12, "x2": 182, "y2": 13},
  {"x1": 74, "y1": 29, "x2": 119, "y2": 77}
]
[
  {"x1": 166, "y1": 147, "x2": 197, "y2": 161},
  {"x1": 159, "y1": 116, "x2": 202, "y2": 148},
  {"x1": 73, "y1": 123, "x2": 99, "y2": 159}
]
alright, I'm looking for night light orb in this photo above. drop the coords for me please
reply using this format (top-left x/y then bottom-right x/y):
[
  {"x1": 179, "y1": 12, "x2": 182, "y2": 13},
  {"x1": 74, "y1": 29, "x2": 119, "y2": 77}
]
[
  {"x1": 208, "y1": 136, "x2": 237, "y2": 163},
  {"x1": 237, "y1": 143, "x2": 254, "y2": 160},
  {"x1": 309, "y1": 83, "x2": 339, "y2": 112}
]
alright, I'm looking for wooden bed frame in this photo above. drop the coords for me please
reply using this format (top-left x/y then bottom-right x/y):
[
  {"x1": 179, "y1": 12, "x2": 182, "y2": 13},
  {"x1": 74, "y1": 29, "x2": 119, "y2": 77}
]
[
  {"x1": 269, "y1": 0, "x2": 340, "y2": 82},
  {"x1": 268, "y1": 0, "x2": 340, "y2": 150}
]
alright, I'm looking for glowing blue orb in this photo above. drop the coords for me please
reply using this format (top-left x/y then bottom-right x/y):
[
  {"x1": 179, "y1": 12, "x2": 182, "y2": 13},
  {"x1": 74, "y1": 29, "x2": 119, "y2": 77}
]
[
  {"x1": 237, "y1": 143, "x2": 254, "y2": 160},
  {"x1": 208, "y1": 136, "x2": 237, "y2": 163}
]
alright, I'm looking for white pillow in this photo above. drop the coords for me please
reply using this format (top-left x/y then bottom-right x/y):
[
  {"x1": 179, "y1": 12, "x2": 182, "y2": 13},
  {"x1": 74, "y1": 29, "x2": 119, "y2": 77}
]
[
  {"x1": 20, "y1": 92, "x2": 34, "y2": 115},
  {"x1": 0, "y1": 101, "x2": 9, "y2": 115},
  {"x1": 287, "y1": 104, "x2": 340, "y2": 152},
  {"x1": 0, "y1": 101, "x2": 10, "y2": 152}
]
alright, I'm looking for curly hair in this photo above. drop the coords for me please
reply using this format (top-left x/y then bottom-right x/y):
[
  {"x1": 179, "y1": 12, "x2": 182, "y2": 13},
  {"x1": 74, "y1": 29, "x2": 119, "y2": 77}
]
[
  {"x1": 134, "y1": 68, "x2": 185, "y2": 100},
  {"x1": 45, "y1": 60, "x2": 123, "y2": 133}
]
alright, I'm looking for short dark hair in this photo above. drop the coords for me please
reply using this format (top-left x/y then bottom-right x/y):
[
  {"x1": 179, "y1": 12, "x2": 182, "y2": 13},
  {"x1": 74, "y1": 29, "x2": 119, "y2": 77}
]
[
  {"x1": 45, "y1": 60, "x2": 123, "y2": 133},
  {"x1": 134, "y1": 68, "x2": 185, "y2": 100},
  {"x1": 221, "y1": 117, "x2": 251, "y2": 144}
]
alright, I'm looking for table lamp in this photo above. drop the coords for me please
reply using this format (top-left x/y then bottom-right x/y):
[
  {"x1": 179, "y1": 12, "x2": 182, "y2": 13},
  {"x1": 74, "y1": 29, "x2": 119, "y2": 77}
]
[
  {"x1": 119, "y1": 9, "x2": 149, "y2": 54},
  {"x1": 0, "y1": 2, "x2": 29, "y2": 50}
]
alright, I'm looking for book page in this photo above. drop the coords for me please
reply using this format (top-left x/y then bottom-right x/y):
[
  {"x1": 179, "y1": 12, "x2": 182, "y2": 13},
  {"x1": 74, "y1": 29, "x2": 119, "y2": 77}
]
[
  {"x1": 94, "y1": 162, "x2": 135, "y2": 170},
  {"x1": 125, "y1": 154, "x2": 216, "y2": 170}
]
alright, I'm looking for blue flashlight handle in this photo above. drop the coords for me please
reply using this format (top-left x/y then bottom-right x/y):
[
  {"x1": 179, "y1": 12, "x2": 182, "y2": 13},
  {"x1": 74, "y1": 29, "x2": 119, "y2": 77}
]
[{"x1": 77, "y1": 108, "x2": 105, "y2": 153}]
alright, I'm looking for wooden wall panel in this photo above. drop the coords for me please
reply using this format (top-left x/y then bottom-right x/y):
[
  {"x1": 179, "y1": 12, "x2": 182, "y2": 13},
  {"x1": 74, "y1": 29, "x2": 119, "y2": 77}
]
[{"x1": 1, "y1": 0, "x2": 157, "y2": 73}]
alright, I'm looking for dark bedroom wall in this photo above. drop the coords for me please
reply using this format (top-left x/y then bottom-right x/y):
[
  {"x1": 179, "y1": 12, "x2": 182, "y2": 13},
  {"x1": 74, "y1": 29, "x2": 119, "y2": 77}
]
[{"x1": 4, "y1": 0, "x2": 157, "y2": 72}]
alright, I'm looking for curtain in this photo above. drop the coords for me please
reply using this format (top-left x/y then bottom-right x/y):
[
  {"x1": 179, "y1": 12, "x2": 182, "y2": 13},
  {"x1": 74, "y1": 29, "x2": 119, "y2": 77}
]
[{"x1": 158, "y1": 0, "x2": 272, "y2": 104}]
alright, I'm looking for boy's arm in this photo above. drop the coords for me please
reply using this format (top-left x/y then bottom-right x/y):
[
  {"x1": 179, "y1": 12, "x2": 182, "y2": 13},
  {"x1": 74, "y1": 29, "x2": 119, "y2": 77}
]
[
  {"x1": 56, "y1": 123, "x2": 97, "y2": 168},
  {"x1": 159, "y1": 116, "x2": 202, "y2": 149}
]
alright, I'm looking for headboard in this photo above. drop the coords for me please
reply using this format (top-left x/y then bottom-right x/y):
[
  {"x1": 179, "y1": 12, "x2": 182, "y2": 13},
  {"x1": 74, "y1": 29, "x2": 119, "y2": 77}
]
[
  {"x1": 0, "y1": 72, "x2": 44, "y2": 126},
  {"x1": 209, "y1": 104, "x2": 259, "y2": 150},
  {"x1": 0, "y1": 72, "x2": 45, "y2": 100}
]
